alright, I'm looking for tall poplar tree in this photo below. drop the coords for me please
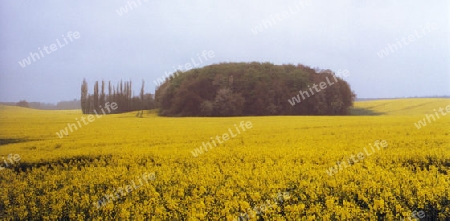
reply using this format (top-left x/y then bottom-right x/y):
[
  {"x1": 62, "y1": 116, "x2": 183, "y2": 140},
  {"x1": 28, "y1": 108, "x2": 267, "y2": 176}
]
[{"x1": 81, "y1": 79, "x2": 88, "y2": 114}]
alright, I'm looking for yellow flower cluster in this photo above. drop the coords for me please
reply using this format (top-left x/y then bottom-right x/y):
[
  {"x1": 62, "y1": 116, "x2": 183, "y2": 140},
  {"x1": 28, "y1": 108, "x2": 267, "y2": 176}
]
[
  {"x1": 93, "y1": 171, "x2": 156, "y2": 209},
  {"x1": 0, "y1": 99, "x2": 449, "y2": 220}
]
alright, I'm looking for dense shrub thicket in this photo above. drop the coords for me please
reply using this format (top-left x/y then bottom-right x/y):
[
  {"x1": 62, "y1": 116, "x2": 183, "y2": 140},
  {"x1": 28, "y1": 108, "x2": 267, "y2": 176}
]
[{"x1": 155, "y1": 62, "x2": 355, "y2": 116}]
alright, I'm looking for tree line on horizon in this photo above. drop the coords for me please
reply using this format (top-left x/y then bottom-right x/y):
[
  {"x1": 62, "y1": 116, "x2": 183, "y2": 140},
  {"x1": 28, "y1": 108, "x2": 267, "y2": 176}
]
[
  {"x1": 155, "y1": 62, "x2": 355, "y2": 116},
  {"x1": 14, "y1": 99, "x2": 81, "y2": 110},
  {"x1": 80, "y1": 79, "x2": 154, "y2": 115}
]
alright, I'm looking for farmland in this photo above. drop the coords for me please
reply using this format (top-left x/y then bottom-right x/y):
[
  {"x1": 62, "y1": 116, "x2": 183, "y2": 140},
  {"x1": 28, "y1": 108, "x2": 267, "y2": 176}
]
[{"x1": 0, "y1": 98, "x2": 449, "y2": 220}]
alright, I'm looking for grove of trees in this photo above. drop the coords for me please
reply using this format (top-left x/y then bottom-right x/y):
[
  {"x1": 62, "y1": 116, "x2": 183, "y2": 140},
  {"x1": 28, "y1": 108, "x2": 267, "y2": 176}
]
[
  {"x1": 16, "y1": 100, "x2": 29, "y2": 108},
  {"x1": 155, "y1": 62, "x2": 355, "y2": 116},
  {"x1": 81, "y1": 79, "x2": 154, "y2": 115}
]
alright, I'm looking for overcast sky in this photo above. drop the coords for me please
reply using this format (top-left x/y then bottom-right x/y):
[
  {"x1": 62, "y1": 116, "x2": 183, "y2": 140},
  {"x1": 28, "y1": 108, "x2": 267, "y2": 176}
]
[{"x1": 0, "y1": 0, "x2": 449, "y2": 103}]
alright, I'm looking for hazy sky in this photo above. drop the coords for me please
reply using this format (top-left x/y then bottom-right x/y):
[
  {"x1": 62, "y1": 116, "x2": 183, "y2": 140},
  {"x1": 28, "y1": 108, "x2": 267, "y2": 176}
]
[{"x1": 0, "y1": 0, "x2": 449, "y2": 103}]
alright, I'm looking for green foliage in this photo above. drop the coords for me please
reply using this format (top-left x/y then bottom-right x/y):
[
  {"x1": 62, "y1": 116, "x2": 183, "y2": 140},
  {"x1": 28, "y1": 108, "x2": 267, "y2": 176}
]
[{"x1": 155, "y1": 62, "x2": 355, "y2": 116}]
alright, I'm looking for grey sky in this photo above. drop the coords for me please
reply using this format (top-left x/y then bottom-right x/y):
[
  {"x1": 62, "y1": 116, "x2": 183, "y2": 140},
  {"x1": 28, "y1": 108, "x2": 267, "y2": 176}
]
[{"x1": 0, "y1": 0, "x2": 449, "y2": 103}]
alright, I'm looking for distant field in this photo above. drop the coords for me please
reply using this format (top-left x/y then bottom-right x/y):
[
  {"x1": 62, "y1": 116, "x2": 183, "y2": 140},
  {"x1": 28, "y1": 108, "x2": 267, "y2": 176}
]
[
  {"x1": 352, "y1": 98, "x2": 450, "y2": 116},
  {"x1": 0, "y1": 99, "x2": 449, "y2": 220}
]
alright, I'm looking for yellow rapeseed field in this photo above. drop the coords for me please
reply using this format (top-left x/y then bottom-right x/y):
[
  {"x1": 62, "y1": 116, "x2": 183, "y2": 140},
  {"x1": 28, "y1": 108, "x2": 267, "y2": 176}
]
[{"x1": 0, "y1": 98, "x2": 449, "y2": 220}]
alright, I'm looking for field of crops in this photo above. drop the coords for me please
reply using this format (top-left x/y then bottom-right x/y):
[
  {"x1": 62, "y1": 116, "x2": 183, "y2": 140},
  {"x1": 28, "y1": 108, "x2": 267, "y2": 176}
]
[{"x1": 0, "y1": 98, "x2": 449, "y2": 220}]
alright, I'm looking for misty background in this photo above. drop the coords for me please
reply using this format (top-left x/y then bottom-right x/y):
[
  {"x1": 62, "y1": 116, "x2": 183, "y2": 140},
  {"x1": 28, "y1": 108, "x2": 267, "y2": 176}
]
[{"x1": 0, "y1": 0, "x2": 449, "y2": 104}]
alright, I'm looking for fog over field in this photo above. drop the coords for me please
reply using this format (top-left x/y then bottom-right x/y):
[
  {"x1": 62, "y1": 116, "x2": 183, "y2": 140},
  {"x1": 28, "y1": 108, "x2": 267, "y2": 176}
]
[{"x1": 0, "y1": 0, "x2": 449, "y2": 103}]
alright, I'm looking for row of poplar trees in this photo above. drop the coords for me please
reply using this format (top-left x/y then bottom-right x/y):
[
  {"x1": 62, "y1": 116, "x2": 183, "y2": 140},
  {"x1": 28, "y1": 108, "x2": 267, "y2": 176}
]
[{"x1": 80, "y1": 79, "x2": 154, "y2": 115}]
